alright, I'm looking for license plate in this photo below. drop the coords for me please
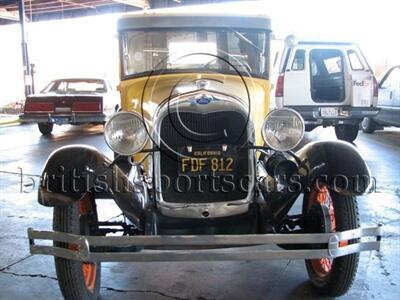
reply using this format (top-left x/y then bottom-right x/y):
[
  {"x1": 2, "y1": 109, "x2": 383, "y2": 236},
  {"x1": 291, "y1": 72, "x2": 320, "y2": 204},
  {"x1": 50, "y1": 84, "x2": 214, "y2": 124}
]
[
  {"x1": 53, "y1": 117, "x2": 69, "y2": 125},
  {"x1": 320, "y1": 107, "x2": 339, "y2": 117},
  {"x1": 178, "y1": 148, "x2": 236, "y2": 175},
  {"x1": 55, "y1": 107, "x2": 72, "y2": 113},
  {"x1": 180, "y1": 156, "x2": 235, "y2": 175}
]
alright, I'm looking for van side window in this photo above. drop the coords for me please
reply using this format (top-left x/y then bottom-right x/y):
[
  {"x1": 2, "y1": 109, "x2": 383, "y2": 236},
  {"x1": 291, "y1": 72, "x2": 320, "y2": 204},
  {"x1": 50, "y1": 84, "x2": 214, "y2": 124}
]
[
  {"x1": 291, "y1": 50, "x2": 305, "y2": 70},
  {"x1": 348, "y1": 50, "x2": 364, "y2": 70}
]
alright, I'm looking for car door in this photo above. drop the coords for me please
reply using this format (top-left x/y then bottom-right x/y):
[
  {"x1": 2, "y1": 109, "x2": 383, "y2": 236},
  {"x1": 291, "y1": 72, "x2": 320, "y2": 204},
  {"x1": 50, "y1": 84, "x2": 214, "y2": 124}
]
[
  {"x1": 282, "y1": 48, "x2": 311, "y2": 106},
  {"x1": 347, "y1": 49, "x2": 374, "y2": 107},
  {"x1": 377, "y1": 66, "x2": 400, "y2": 126}
]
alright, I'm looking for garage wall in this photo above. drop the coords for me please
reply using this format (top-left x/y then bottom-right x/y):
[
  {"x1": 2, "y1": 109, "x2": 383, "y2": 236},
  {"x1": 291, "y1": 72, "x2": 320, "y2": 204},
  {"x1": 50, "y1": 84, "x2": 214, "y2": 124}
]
[{"x1": 0, "y1": 14, "x2": 119, "y2": 105}]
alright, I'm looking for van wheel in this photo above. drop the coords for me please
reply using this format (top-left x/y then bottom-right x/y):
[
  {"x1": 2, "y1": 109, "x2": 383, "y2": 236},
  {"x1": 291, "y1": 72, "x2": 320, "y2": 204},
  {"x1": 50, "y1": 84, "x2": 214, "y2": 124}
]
[
  {"x1": 303, "y1": 185, "x2": 360, "y2": 297},
  {"x1": 53, "y1": 194, "x2": 101, "y2": 300},
  {"x1": 335, "y1": 124, "x2": 359, "y2": 142},
  {"x1": 361, "y1": 117, "x2": 376, "y2": 133},
  {"x1": 38, "y1": 123, "x2": 53, "y2": 135}
]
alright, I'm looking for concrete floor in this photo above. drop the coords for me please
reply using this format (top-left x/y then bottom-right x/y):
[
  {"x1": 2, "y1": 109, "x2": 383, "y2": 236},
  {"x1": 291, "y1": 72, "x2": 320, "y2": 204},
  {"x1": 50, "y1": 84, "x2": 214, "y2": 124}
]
[{"x1": 0, "y1": 123, "x2": 399, "y2": 299}]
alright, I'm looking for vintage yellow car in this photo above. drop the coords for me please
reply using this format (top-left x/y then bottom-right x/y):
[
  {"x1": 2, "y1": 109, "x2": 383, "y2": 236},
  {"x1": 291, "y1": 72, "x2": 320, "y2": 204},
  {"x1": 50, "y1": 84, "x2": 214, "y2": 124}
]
[{"x1": 28, "y1": 8, "x2": 381, "y2": 300}]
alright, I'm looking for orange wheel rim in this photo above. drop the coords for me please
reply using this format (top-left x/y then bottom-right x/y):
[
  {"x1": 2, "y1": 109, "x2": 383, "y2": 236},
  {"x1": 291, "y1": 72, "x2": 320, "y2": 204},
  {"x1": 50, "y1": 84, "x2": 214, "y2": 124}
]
[
  {"x1": 308, "y1": 185, "x2": 347, "y2": 277},
  {"x1": 82, "y1": 263, "x2": 97, "y2": 292}
]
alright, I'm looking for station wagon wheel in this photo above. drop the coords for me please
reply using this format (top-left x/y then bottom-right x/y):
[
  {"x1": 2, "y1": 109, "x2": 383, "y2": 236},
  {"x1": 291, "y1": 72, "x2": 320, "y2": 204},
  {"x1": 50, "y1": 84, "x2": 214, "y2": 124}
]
[
  {"x1": 53, "y1": 193, "x2": 101, "y2": 300},
  {"x1": 303, "y1": 185, "x2": 360, "y2": 297}
]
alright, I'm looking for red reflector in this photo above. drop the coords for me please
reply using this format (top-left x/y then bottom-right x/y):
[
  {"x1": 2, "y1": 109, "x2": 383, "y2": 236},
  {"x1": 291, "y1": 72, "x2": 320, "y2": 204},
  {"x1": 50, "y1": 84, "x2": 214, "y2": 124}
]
[
  {"x1": 275, "y1": 74, "x2": 284, "y2": 97},
  {"x1": 72, "y1": 102, "x2": 101, "y2": 112},
  {"x1": 24, "y1": 102, "x2": 54, "y2": 113},
  {"x1": 373, "y1": 76, "x2": 379, "y2": 97}
]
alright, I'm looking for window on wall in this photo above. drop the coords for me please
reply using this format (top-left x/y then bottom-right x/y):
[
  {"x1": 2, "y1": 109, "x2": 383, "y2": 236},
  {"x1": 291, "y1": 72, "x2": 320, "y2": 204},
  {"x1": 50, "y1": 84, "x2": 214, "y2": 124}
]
[
  {"x1": 291, "y1": 49, "x2": 305, "y2": 70},
  {"x1": 347, "y1": 50, "x2": 364, "y2": 70}
]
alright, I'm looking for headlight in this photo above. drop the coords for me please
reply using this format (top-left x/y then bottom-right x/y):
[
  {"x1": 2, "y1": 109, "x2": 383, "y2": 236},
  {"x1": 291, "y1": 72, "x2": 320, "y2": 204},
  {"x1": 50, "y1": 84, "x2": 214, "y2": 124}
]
[
  {"x1": 261, "y1": 108, "x2": 304, "y2": 151},
  {"x1": 104, "y1": 112, "x2": 148, "y2": 156}
]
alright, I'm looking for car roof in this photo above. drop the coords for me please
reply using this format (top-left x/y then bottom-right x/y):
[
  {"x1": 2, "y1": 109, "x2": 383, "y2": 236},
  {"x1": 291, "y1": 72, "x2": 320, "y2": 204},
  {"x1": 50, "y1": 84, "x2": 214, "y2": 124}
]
[
  {"x1": 118, "y1": 5, "x2": 271, "y2": 31},
  {"x1": 297, "y1": 41, "x2": 355, "y2": 46}
]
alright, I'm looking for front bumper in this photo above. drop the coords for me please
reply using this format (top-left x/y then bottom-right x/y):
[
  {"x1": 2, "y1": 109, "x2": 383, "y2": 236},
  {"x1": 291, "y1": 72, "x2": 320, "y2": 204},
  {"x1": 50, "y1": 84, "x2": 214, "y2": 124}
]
[
  {"x1": 19, "y1": 113, "x2": 107, "y2": 124},
  {"x1": 286, "y1": 106, "x2": 380, "y2": 125},
  {"x1": 28, "y1": 226, "x2": 381, "y2": 262}
]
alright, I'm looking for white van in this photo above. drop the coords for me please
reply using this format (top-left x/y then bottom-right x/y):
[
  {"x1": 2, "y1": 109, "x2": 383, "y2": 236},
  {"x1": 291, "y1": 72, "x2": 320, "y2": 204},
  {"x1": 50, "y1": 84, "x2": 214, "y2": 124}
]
[{"x1": 275, "y1": 37, "x2": 380, "y2": 142}]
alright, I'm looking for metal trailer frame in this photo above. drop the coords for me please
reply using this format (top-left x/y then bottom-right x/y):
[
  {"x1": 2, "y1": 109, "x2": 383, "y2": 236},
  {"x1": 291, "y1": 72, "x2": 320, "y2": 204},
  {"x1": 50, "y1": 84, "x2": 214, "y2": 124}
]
[{"x1": 28, "y1": 226, "x2": 382, "y2": 262}]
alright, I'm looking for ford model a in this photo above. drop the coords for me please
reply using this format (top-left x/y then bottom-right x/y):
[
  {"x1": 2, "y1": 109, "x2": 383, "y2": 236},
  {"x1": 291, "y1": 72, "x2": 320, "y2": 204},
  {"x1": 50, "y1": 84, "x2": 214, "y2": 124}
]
[{"x1": 28, "y1": 10, "x2": 381, "y2": 300}]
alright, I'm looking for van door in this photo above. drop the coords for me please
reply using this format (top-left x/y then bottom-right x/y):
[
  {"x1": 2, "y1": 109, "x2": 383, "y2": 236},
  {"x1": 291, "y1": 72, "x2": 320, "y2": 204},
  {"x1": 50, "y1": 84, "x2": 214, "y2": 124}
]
[
  {"x1": 347, "y1": 49, "x2": 374, "y2": 107},
  {"x1": 282, "y1": 48, "x2": 310, "y2": 106},
  {"x1": 309, "y1": 49, "x2": 345, "y2": 104}
]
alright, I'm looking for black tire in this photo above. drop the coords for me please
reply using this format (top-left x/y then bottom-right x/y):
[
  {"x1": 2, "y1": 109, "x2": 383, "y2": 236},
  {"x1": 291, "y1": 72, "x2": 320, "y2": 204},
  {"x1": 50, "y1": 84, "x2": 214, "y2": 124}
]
[
  {"x1": 53, "y1": 195, "x2": 101, "y2": 300},
  {"x1": 305, "y1": 124, "x2": 317, "y2": 132},
  {"x1": 303, "y1": 187, "x2": 360, "y2": 297},
  {"x1": 361, "y1": 117, "x2": 376, "y2": 133},
  {"x1": 38, "y1": 123, "x2": 53, "y2": 135},
  {"x1": 335, "y1": 124, "x2": 359, "y2": 142}
]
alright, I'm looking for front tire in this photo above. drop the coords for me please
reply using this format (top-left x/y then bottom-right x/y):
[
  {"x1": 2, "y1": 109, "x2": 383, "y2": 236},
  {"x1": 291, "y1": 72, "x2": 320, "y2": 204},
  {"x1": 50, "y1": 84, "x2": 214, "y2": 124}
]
[
  {"x1": 53, "y1": 194, "x2": 101, "y2": 300},
  {"x1": 361, "y1": 117, "x2": 376, "y2": 133},
  {"x1": 38, "y1": 122, "x2": 53, "y2": 135},
  {"x1": 303, "y1": 186, "x2": 360, "y2": 297},
  {"x1": 335, "y1": 124, "x2": 359, "y2": 142}
]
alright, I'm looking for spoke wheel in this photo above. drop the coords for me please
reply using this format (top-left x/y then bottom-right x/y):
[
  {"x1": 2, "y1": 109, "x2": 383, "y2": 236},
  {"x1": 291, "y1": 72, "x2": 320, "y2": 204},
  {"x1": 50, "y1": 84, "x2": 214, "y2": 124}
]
[
  {"x1": 303, "y1": 184, "x2": 359, "y2": 296},
  {"x1": 307, "y1": 186, "x2": 346, "y2": 277},
  {"x1": 54, "y1": 194, "x2": 101, "y2": 300}
]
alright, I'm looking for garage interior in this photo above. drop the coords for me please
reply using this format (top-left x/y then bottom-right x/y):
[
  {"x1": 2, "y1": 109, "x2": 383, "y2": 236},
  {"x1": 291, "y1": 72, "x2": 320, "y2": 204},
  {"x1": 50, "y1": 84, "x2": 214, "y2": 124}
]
[{"x1": 0, "y1": 1, "x2": 399, "y2": 299}]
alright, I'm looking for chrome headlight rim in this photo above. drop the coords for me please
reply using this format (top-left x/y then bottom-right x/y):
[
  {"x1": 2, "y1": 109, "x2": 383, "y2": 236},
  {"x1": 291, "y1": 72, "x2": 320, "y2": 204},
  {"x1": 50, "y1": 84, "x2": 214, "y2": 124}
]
[
  {"x1": 104, "y1": 111, "x2": 149, "y2": 156},
  {"x1": 261, "y1": 108, "x2": 305, "y2": 152}
]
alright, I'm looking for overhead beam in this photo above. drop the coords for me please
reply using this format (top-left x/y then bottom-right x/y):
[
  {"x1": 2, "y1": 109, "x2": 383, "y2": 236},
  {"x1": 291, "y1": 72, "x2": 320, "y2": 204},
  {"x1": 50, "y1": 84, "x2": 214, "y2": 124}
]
[
  {"x1": 0, "y1": 8, "x2": 19, "y2": 20},
  {"x1": 58, "y1": 0, "x2": 96, "y2": 9},
  {"x1": 112, "y1": 0, "x2": 149, "y2": 9}
]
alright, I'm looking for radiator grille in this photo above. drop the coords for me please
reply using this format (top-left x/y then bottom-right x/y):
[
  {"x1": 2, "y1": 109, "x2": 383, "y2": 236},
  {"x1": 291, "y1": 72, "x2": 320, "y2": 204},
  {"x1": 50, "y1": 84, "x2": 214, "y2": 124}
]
[{"x1": 159, "y1": 111, "x2": 250, "y2": 203}]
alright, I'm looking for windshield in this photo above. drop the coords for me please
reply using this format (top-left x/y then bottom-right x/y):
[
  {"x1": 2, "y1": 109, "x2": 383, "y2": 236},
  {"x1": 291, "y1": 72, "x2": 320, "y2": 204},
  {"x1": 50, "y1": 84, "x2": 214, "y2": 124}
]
[
  {"x1": 121, "y1": 28, "x2": 269, "y2": 79},
  {"x1": 41, "y1": 79, "x2": 107, "y2": 94}
]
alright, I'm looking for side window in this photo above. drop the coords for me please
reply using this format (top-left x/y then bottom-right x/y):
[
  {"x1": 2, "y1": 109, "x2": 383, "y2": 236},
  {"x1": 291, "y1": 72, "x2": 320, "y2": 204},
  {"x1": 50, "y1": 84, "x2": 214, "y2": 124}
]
[
  {"x1": 347, "y1": 50, "x2": 364, "y2": 70},
  {"x1": 381, "y1": 67, "x2": 400, "y2": 89},
  {"x1": 291, "y1": 49, "x2": 305, "y2": 70}
]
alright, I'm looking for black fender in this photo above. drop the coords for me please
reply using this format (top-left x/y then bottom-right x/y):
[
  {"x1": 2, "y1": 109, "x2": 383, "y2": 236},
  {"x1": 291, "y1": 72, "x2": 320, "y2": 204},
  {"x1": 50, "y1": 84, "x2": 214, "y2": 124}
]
[
  {"x1": 296, "y1": 140, "x2": 372, "y2": 196},
  {"x1": 264, "y1": 141, "x2": 371, "y2": 225},
  {"x1": 38, "y1": 145, "x2": 147, "y2": 229}
]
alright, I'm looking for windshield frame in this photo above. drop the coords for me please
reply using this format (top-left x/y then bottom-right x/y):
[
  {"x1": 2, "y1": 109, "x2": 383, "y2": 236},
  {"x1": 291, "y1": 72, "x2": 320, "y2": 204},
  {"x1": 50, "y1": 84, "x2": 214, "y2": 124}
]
[{"x1": 119, "y1": 27, "x2": 271, "y2": 81}]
